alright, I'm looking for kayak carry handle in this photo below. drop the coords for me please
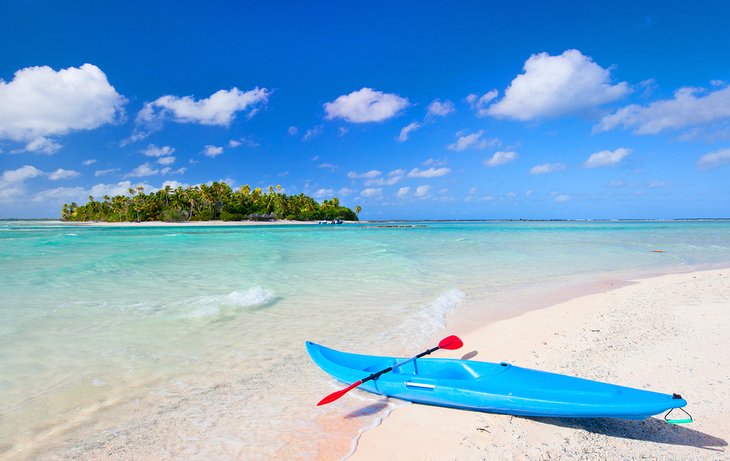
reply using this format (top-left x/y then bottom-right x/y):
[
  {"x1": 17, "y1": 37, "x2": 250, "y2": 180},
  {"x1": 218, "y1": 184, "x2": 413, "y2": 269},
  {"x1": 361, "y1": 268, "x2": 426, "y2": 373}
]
[
  {"x1": 664, "y1": 406, "x2": 693, "y2": 425},
  {"x1": 666, "y1": 418, "x2": 693, "y2": 425}
]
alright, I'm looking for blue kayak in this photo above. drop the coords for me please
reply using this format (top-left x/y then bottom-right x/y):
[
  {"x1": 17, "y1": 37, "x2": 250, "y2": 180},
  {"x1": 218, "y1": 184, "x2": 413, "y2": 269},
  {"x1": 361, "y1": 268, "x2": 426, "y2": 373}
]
[{"x1": 306, "y1": 341, "x2": 688, "y2": 420}]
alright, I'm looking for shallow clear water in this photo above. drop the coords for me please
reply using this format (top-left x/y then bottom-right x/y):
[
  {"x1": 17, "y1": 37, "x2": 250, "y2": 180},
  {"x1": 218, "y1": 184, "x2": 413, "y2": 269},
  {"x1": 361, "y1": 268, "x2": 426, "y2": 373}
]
[{"x1": 1, "y1": 220, "x2": 729, "y2": 459}]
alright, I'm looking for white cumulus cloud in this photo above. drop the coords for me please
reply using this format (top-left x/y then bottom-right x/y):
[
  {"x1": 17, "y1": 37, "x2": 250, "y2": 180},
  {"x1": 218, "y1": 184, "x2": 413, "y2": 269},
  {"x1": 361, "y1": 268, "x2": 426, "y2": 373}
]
[
  {"x1": 23, "y1": 137, "x2": 62, "y2": 155},
  {"x1": 466, "y1": 90, "x2": 498, "y2": 116},
  {"x1": 0, "y1": 165, "x2": 44, "y2": 202},
  {"x1": 203, "y1": 145, "x2": 224, "y2": 157},
  {"x1": 124, "y1": 163, "x2": 185, "y2": 178},
  {"x1": 32, "y1": 180, "x2": 157, "y2": 204},
  {"x1": 530, "y1": 163, "x2": 566, "y2": 174},
  {"x1": 360, "y1": 187, "x2": 383, "y2": 198},
  {"x1": 0, "y1": 64, "x2": 125, "y2": 153},
  {"x1": 125, "y1": 163, "x2": 160, "y2": 178},
  {"x1": 447, "y1": 130, "x2": 498, "y2": 151},
  {"x1": 157, "y1": 156, "x2": 176, "y2": 166},
  {"x1": 313, "y1": 188, "x2": 335, "y2": 197},
  {"x1": 95, "y1": 168, "x2": 121, "y2": 177},
  {"x1": 303, "y1": 125, "x2": 323, "y2": 141},
  {"x1": 324, "y1": 88, "x2": 409, "y2": 123},
  {"x1": 31, "y1": 186, "x2": 85, "y2": 203},
  {"x1": 407, "y1": 167, "x2": 450, "y2": 178},
  {"x1": 1, "y1": 165, "x2": 44, "y2": 183},
  {"x1": 594, "y1": 86, "x2": 730, "y2": 134},
  {"x1": 423, "y1": 158, "x2": 447, "y2": 166},
  {"x1": 48, "y1": 168, "x2": 80, "y2": 180},
  {"x1": 697, "y1": 148, "x2": 730, "y2": 170},
  {"x1": 486, "y1": 49, "x2": 629, "y2": 120},
  {"x1": 397, "y1": 122, "x2": 421, "y2": 142},
  {"x1": 484, "y1": 151, "x2": 518, "y2": 167},
  {"x1": 365, "y1": 174, "x2": 403, "y2": 186},
  {"x1": 584, "y1": 147, "x2": 631, "y2": 168},
  {"x1": 318, "y1": 163, "x2": 338, "y2": 172},
  {"x1": 426, "y1": 99, "x2": 455, "y2": 117},
  {"x1": 347, "y1": 170, "x2": 382, "y2": 179},
  {"x1": 414, "y1": 185, "x2": 431, "y2": 198},
  {"x1": 137, "y1": 87, "x2": 269, "y2": 128},
  {"x1": 142, "y1": 144, "x2": 175, "y2": 157},
  {"x1": 396, "y1": 186, "x2": 410, "y2": 198}
]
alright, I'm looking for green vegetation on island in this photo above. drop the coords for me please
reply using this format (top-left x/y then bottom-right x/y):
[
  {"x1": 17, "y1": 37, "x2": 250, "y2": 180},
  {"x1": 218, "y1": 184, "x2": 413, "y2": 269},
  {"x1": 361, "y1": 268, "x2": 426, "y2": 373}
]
[{"x1": 61, "y1": 182, "x2": 361, "y2": 222}]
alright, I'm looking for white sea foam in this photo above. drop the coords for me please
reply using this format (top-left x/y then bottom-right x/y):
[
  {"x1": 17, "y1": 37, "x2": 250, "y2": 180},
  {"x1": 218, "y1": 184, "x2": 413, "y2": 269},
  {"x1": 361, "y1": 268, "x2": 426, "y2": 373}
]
[
  {"x1": 184, "y1": 287, "x2": 276, "y2": 319},
  {"x1": 226, "y1": 287, "x2": 275, "y2": 307},
  {"x1": 397, "y1": 289, "x2": 465, "y2": 340}
]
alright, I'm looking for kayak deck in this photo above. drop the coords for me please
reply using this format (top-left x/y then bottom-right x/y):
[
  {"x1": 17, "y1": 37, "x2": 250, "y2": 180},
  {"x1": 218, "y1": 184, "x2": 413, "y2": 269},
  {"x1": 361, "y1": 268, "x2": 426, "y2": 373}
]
[{"x1": 307, "y1": 341, "x2": 687, "y2": 420}]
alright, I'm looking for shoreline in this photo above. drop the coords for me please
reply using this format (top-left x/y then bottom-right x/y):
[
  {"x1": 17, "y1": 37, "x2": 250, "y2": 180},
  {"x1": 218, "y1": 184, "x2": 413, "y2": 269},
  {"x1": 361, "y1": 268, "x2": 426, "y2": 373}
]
[
  {"x1": 347, "y1": 268, "x2": 730, "y2": 460},
  {"x1": 69, "y1": 219, "x2": 329, "y2": 227}
]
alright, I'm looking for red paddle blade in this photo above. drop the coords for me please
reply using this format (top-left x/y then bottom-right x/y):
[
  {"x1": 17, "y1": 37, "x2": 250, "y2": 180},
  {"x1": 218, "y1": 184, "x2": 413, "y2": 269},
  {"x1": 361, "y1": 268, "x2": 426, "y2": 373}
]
[
  {"x1": 317, "y1": 379, "x2": 363, "y2": 406},
  {"x1": 438, "y1": 335, "x2": 463, "y2": 350}
]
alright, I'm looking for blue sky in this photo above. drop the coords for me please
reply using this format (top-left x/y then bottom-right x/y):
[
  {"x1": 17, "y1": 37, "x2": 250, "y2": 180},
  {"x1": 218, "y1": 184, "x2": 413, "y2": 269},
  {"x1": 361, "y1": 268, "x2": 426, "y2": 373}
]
[{"x1": 1, "y1": 1, "x2": 729, "y2": 219}]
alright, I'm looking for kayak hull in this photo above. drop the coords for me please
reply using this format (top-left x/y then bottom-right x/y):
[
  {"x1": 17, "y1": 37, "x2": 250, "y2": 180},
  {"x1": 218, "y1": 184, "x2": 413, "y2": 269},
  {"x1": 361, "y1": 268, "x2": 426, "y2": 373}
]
[{"x1": 306, "y1": 341, "x2": 687, "y2": 419}]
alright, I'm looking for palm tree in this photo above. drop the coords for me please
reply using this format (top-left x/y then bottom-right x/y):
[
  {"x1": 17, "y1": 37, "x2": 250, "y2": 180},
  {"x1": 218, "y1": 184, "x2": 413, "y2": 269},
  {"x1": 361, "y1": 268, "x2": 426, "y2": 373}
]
[
  {"x1": 163, "y1": 185, "x2": 172, "y2": 207},
  {"x1": 251, "y1": 187, "x2": 262, "y2": 208}
]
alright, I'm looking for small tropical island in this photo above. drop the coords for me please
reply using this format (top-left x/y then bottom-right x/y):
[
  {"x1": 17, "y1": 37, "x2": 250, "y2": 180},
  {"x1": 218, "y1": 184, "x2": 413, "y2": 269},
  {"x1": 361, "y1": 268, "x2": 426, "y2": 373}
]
[{"x1": 61, "y1": 182, "x2": 360, "y2": 222}]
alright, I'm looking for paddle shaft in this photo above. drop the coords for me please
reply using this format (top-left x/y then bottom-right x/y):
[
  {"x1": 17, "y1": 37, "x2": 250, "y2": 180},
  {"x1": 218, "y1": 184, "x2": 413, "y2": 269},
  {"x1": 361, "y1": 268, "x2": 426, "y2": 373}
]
[
  {"x1": 316, "y1": 335, "x2": 462, "y2": 405},
  {"x1": 358, "y1": 345, "x2": 440, "y2": 386}
]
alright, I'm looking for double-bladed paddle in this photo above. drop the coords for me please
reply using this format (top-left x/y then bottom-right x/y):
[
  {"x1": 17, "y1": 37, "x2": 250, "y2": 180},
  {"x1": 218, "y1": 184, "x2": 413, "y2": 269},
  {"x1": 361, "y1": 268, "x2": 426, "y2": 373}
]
[{"x1": 317, "y1": 335, "x2": 464, "y2": 406}]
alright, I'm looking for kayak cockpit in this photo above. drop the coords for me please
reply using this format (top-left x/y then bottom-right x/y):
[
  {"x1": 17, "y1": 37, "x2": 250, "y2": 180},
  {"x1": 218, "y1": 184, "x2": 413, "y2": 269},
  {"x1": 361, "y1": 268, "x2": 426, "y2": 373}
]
[{"x1": 390, "y1": 358, "x2": 491, "y2": 380}]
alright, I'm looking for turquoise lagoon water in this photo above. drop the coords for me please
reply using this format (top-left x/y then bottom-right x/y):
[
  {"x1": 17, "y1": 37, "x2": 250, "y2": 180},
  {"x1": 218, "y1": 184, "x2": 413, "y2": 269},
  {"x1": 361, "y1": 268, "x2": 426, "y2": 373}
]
[{"x1": 1, "y1": 220, "x2": 729, "y2": 459}]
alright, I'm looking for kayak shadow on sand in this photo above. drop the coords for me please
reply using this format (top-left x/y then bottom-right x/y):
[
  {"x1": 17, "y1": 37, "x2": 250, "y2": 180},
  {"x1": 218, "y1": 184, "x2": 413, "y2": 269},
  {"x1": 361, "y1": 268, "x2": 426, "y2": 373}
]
[
  {"x1": 344, "y1": 400, "x2": 392, "y2": 419},
  {"x1": 525, "y1": 416, "x2": 728, "y2": 451}
]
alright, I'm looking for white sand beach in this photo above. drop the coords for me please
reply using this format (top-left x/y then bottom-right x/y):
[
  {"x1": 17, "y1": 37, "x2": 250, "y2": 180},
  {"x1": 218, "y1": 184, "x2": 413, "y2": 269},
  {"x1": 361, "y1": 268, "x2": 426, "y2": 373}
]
[
  {"x1": 349, "y1": 269, "x2": 730, "y2": 460},
  {"x1": 71, "y1": 220, "x2": 323, "y2": 227}
]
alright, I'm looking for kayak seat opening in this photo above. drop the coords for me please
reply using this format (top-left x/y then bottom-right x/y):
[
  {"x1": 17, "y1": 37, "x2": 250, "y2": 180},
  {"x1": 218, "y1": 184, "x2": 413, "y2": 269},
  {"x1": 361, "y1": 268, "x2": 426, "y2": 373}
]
[
  {"x1": 415, "y1": 361, "x2": 483, "y2": 380},
  {"x1": 444, "y1": 363, "x2": 482, "y2": 379},
  {"x1": 391, "y1": 359, "x2": 418, "y2": 375}
]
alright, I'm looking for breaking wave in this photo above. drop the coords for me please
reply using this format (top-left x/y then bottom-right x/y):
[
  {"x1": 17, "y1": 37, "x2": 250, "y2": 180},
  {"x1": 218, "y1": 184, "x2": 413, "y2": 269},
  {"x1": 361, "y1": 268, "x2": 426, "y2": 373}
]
[
  {"x1": 397, "y1": 289, "x2": 465, "y2": 341},
  {"x1": 184, "y1": 287, "x2": 277, "y2": 319},
  {"x1": 226, "y1": 287, "x2": 276, "y2": 307}
]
